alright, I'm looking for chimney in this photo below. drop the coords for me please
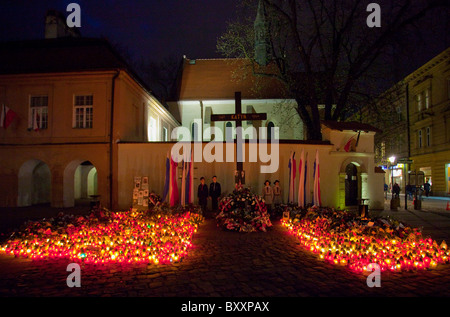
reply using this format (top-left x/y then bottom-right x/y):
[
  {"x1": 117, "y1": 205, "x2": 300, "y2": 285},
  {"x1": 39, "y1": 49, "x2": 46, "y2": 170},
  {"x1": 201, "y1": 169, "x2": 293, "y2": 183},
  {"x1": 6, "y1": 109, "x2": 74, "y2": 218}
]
[{"x1": 45, "y1": 10, "x2": 81, "y2": 39}]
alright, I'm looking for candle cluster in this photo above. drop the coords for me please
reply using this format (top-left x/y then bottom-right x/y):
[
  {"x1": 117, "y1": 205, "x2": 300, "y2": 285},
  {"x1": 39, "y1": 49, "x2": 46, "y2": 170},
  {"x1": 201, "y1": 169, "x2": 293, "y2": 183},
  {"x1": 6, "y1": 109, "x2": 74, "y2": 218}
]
[
  {"x1": 281, "y1": 206, "x2": 449, "y2": 272},
  {"x1": 0, "y1": 206, "x2": 203, "y2": 265}
]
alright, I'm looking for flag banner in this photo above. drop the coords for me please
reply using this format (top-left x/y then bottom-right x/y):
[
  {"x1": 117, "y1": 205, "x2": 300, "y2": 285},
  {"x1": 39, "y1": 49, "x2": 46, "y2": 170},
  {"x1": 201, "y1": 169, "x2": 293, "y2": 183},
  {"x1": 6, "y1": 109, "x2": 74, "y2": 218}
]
[
  {"x1": 162, "y1": 152, "x2": 170, "y2": 202},
  {"x1": 344, "y1": 133, "x2": 359, "y2": 152},
  {"x1": 313, "y1": 150, "x2": 322, "y2": 207},
  {"x1": 189, "y1": 148, "x2": 194, "y2": 204},
  {"x1": 169, "y1": 155, "x2": 179, "y2": 207},
  {"x1": 304, "y1": 152, "x2": 309, "y2": 206},
  {"x1": 298, "y1": 149, "x2": 305, "y2": 207},
  {"x1": 33, "y1": 111, "x2": 40, "y2": 131},
  {"x1": 0, "y1": 104, "x2": 17, "y2": 129},
  {"x1": 181, "y1": 156, "x2": 186, "y2": 206},
  {"x1": 288, "y1": 151, "x2": 296, "y2": 203}
]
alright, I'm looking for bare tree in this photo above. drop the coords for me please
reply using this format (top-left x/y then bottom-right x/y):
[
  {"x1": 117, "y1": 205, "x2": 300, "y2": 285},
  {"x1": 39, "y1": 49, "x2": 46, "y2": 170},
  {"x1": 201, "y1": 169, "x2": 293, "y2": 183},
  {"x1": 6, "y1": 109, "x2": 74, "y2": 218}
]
[{"x1": 217, "y1": 0, "x2": 448, "y2": 140}]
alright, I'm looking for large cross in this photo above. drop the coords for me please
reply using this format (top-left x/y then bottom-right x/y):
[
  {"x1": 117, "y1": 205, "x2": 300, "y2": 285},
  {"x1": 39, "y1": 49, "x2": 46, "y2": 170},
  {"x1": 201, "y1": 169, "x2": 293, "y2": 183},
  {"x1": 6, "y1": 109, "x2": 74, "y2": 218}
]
[{"x1": 210, "y1": 92, "x2": 267, "y2": 183}]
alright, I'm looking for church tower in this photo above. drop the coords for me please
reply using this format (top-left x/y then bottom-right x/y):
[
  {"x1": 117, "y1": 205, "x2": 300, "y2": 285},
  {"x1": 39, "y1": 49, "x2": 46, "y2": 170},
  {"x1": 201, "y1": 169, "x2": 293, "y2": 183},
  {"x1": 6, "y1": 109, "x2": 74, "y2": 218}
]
[{"x1": 254, "y1": 0, "x2": 269, "y2": 66}]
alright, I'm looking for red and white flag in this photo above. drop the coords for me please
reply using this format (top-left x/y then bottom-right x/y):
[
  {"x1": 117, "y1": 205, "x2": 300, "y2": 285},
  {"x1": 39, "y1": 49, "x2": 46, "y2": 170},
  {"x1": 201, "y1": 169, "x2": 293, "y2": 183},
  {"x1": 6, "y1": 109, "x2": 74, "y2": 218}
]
[
  {"x1": 0, "y1": 104, "x2": 17, "y2": 129},
  {"x1": 33, "y1": 111, "x2": 40, "y2": 131}
]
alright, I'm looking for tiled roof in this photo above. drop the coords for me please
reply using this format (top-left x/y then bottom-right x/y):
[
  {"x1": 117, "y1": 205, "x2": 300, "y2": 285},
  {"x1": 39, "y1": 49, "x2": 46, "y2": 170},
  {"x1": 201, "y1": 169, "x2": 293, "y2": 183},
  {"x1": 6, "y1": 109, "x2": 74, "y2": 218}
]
[{"x1": 174, "y1": 58, "x2": 289, "y2": 100}]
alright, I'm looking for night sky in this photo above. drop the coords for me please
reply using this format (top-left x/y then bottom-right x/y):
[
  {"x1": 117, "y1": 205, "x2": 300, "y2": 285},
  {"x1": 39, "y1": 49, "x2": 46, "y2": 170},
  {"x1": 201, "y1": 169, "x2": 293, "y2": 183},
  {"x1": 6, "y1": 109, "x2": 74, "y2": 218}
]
[
  {"x1": 0, "y1": 0, "x2": 448, "y2": 87},
  {"x1": 0, "y1": 0, "x2": 241, "y2": 63}
]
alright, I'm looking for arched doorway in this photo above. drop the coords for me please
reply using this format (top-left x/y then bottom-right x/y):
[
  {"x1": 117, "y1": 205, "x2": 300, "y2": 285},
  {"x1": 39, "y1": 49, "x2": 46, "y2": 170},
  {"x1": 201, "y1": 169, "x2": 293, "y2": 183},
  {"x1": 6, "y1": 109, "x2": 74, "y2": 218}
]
[
  {"x1": 64, "y1": 160, "x2": 98, "y2": 207},
  {"x1": 345, "y1": 163, "x2": 358, "y2": 206},
  {"x1": 18, "y1": 159, "x2": 51, "y2": 207}
]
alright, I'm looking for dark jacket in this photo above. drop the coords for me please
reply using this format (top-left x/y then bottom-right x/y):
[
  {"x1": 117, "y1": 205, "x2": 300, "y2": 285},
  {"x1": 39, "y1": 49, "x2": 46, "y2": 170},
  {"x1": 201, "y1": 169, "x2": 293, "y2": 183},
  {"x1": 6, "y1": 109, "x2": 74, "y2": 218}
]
[
  {"x1": 198, "y1": 184, "x2": 209, "y2": 203},
  {"x1": 209, "y1": 182, "x2": 221, "y2": 198}
]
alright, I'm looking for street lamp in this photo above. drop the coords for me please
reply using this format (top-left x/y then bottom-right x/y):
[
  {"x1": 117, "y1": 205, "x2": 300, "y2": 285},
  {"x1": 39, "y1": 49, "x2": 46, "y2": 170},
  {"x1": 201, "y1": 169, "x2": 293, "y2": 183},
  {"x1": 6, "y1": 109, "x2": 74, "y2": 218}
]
[{"x1": 388, "y1": 156, "x2": 397, "y2": 210}]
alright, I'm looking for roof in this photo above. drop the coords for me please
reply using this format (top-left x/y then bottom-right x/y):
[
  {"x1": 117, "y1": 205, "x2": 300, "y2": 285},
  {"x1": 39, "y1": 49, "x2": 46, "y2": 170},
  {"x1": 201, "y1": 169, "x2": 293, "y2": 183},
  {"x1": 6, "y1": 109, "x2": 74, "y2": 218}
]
[
  {"x1": 321, "y1": 120, "x2": 382, "y2": 133},
  {"x1": 173, "y1": 58, "x2": 289, "y2": 100},
  {"x1": 0, "y1": 37, "x2": 130, "y2": 75}
]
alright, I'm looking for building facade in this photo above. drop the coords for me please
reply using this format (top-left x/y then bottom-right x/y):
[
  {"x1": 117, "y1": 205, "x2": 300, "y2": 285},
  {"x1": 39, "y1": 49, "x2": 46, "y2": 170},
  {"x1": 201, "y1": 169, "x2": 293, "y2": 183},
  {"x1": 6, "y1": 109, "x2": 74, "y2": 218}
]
[
  {"x1": 355, "y1": 47, "x2": 450, "y2": 196},
  {"x1": 407, "y1": 48, "x2": 450, "y2": 196},
  {"x1": 0, "y1": 37, "x2": 179, "y2": 209},
  {"x1": 167, "y1": 58, "x2": 305, "y2": 142}
]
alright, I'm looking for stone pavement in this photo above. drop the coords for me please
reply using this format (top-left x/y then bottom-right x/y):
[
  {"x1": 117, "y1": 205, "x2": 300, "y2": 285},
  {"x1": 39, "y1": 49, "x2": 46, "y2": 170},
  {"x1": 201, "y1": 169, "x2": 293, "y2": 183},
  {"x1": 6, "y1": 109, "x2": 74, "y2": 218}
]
[{"x1": 1, "y1": 215, "x2": 450, "y2": 298}]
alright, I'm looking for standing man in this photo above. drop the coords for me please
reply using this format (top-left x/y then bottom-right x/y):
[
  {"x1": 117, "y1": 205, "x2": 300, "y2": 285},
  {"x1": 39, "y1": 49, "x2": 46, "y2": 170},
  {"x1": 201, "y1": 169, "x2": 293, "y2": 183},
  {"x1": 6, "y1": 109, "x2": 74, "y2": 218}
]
[
  {"x1": 198, "y1": 177, "x2": 209, "y2": 215},
  {"x1": 209, "y1": 176, "x2": 221, "y2": 214},
  {"x1": 424, "y1": 180, "x2": 431, "y2": 197}
]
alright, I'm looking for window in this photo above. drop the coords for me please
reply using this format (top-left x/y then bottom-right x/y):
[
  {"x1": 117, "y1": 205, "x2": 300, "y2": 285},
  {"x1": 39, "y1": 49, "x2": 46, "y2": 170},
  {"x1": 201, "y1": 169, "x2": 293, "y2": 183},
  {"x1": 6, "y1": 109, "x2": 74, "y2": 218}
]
[
  {"x1": 417, "y1": 93, "x2": 422, "y2": 112},
  {"x1": 418, "y1": 130, "x2": 422, "y2": 148},
  {"x1": 225, "y1": 122, "x2": 233, "y2": 141},
  {"x1": 162, "y1": 127, "x2": 168, "y2": 142},
  {"x1": 73, "y1": 95, "x2": 93, "y2": 129},
  {"x1": 191, "y1": 122, "x2": 200, "y2": 141},
  {"x1": 29, "y1": 95, "x2": 48, "y2": 130},
  {"x1": 148, "y1": 116, "x2": 157, "y2": 141},
  {"x1": 426, "y1": 127, "x2": 431, "y2": 147},
  {"x1": 267, "y1": 121, "x2": 275, "y2": 140},
  {"x1": 425, "y1": 89, "x2": 430, "y2": 109}
]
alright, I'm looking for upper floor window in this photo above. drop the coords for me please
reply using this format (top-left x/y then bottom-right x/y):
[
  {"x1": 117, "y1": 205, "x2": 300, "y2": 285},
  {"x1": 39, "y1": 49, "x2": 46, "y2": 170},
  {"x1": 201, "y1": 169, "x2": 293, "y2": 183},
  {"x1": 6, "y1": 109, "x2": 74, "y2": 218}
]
[
  {"x1": 425, "y1": 89, "x2": 430, "y2": 109},
  {"x1": 73, "y1": 95, "x2": 93, "y2": 129},
  {"x1": 417, "y1": 93, "x2": 422, "y2": 112},
  {"x1": 426, "y1": 127, "x2": 431, "y2": 147},
  {"x1": 29, "y1": 95, "x2": 48, "y2": 130},
  {"x1": 418, "y1": 130, "x2": 423, "y2": 148},
  {"x1": 162, "y1": 126, "x2": 168, "y2": 142}
]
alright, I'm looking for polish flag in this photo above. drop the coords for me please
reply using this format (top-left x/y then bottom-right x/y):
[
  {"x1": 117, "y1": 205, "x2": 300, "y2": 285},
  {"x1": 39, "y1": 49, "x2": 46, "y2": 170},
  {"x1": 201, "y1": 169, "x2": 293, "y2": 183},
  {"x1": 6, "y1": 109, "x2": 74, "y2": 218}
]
[
  {"x1": 33, "y1": 111, "x2": 40, "y2": 131},
  {"x1": 0, "y1": 104, "x2": 17, "y2": 129}
]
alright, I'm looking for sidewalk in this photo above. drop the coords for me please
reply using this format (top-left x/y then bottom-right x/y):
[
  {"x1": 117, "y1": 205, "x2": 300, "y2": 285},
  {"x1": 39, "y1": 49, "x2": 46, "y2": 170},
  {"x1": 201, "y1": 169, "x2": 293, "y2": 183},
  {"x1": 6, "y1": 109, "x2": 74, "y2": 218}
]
[{"x1": 368, "y1": 194, "x2": 450, "y2": 243}]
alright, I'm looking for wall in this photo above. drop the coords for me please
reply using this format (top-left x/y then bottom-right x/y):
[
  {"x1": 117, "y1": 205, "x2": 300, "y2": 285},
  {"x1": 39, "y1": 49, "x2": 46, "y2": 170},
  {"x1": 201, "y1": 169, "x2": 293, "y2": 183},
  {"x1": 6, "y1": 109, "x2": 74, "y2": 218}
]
[{"x1": 117, "y1": 141, "x2": 384, "y2": 211}]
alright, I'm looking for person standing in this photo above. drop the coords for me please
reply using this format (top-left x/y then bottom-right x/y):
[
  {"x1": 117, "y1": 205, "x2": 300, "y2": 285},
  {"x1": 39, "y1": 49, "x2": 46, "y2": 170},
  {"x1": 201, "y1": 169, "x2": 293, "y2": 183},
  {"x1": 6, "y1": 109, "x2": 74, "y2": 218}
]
[
  {"x1": 424, "y1": 180, "x2": 431, "y2": 197},
  {"x1": 209, "y1": 176, "x2": 221, "y2": 213},
  {"x1": 198, "y1": 177, "x2": 209, "y2": 215},
  {"x1": 262, "y1": 180, "x2": 274, "y2": 214},
  {"x1": 273, "y1": 180, "x2": 282, "y2": 206},
  {"x1": 393, "y1": 183, "x2": 400, "y2": 198}
]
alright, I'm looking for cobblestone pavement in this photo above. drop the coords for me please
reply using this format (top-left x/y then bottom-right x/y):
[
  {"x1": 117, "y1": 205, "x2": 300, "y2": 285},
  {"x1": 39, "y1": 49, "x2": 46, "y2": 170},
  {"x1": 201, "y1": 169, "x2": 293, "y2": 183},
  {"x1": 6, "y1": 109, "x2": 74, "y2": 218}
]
[{"x1": 1, "y1": 216, "x2": 450, "y2": 298}]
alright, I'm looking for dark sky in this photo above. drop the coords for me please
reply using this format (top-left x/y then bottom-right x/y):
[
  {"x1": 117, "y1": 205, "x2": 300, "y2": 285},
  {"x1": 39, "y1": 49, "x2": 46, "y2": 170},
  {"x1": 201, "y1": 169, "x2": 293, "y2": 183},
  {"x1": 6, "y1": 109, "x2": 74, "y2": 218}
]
[
  {"x1": 0, "y1": 0, "x2": 241, "y2": 62},
  {"x1": 0, "y1": 0, "x2": 448, "y2": 86}
]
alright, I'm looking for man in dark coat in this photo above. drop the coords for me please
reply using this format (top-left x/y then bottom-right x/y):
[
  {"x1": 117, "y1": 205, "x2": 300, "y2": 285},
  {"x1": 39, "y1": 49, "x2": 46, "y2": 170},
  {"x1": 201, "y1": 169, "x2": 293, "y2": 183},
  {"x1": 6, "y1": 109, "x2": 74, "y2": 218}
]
[
  {"x1": 198, "y1": 177, "x2": 209, "y2": 214},
  {"x1": 209, "y1": 176, "x2": 221, "y2": 213}
]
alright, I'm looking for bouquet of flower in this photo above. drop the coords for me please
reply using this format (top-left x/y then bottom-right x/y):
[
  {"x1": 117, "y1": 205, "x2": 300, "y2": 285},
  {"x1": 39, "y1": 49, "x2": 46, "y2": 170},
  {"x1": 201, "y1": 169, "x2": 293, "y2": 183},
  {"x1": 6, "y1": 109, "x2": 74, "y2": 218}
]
[{"x1": 216, "y1": 188, "x2": 272, "y2": 233}]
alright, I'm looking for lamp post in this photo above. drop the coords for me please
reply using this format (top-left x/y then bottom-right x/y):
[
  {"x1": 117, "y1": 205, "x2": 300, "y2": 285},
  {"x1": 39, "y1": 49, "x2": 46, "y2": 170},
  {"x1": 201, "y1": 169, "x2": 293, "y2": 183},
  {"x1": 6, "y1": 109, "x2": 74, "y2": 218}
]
[{"x1": 389, "y1": 156, "x2": 397, "y2": 210}]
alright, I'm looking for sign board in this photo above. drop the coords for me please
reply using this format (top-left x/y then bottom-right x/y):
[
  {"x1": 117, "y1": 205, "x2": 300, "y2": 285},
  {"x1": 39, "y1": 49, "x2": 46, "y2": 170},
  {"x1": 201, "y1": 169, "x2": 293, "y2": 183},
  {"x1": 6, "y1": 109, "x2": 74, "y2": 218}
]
[
  {"x1": 211, "y1": 113, "x2": 267, "y2": 122},
  {"x1": 133, "y1": 176, "x2": 149, "y2": 210}
]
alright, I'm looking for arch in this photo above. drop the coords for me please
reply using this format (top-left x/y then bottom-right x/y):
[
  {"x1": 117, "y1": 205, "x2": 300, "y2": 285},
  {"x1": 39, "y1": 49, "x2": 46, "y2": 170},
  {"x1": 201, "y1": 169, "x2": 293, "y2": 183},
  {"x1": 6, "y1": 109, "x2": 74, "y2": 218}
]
[
  {"x1": 64, "y1": 159, "x2": 98, "y2": 207},
  {"x1": 267, "y1": 121, "x2": 275, "y2": 140},
  {"x1": 191, "y1": 122, "x2": 200, "y2": 141},
  {"x1": 345, "y1": 163, "x2": 358, "y2": 206},
  {"x1": 339, "y1": 157, "x2": 367, "y2": 174},
  {"x1": 18, "y1": 159, "x2": 51, "y2": 207},
  {"x1": 225, "y1": 121, "x2": 233, "y2": 142}
]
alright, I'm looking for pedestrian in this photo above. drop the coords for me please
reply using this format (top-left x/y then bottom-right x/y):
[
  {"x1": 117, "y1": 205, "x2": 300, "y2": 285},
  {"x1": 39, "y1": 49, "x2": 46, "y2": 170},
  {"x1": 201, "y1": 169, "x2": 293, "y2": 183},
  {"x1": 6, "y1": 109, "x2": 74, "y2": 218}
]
[
  {"x1": 406, "y1": 184, "x2": 412, "y2": 200},
  {"x1": 273, "y1": 180, "x2": 282, "y2": 206},
  {"x1": 209, "y1": 175, "x2": 221, "y2": 214},
  {"x1": 393, "y1": 183, "x2": 400, "y2": 199},
  {"x1": 198, "y1": 177, "x2": 209, "y2": 215},
  {"x1": 262, "y1": 180, "x2": 273, "y2": 214},
  {"x1": 424, "y1": 180, "x2": 431, "y2": 197}
]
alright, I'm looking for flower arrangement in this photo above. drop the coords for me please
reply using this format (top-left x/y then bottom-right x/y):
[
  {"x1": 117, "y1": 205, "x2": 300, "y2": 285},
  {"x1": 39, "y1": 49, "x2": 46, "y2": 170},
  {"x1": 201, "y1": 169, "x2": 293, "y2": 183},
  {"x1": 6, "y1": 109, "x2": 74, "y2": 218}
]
[
  {"x1": 0, "y1": 204, "x2": 203, "y2": 265},
  {"x1": 216, "y1": 188, "x2": 272, "y2": 233},
  {"x1": 282, "y1": 205, "x2": 449, "y2": 272}
]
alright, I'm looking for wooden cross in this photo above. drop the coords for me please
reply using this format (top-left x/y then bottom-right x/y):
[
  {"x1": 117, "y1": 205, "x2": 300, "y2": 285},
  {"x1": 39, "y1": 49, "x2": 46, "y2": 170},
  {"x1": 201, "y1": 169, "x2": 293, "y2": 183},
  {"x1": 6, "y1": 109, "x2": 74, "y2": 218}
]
[{"x1": 210, "y1": 92, "x2": 267, "y2": 182}]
